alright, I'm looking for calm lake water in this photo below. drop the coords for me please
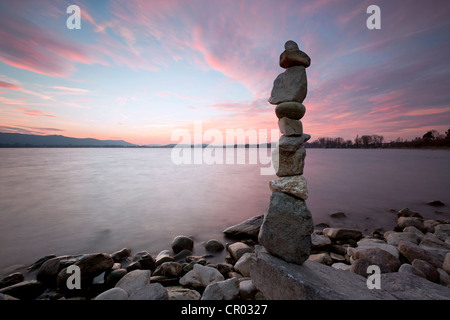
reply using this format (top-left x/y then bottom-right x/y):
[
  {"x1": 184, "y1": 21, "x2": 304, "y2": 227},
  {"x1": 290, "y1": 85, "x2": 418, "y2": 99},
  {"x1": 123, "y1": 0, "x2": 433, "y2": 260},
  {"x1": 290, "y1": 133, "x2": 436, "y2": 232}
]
[{"x1": 1, "y1": 148, "x2": 449, "y2": 269}]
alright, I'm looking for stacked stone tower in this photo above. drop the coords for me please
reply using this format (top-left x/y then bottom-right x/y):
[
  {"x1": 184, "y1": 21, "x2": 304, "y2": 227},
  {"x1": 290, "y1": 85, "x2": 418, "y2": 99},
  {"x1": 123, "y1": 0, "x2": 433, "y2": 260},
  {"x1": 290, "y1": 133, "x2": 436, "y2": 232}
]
[{"x1": 258, "y1": 40, "x2": 314, "y2": 265}]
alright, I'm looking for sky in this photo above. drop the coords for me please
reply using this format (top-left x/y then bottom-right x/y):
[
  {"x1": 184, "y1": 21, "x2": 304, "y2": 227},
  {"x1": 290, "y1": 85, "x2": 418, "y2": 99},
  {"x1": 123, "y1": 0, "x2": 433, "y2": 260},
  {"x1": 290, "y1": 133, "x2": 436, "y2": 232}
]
[{"x1": 0, "y1": 0, "x2": 449, "y2": 145}]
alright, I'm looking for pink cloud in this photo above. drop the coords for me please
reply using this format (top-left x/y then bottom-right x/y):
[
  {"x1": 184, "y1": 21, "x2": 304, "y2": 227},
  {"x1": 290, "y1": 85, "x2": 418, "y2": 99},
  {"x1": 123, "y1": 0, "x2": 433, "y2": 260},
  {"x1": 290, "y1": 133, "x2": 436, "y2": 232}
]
[{"x1": 0, "y1": 81, "x2": 21, "y2": 90}]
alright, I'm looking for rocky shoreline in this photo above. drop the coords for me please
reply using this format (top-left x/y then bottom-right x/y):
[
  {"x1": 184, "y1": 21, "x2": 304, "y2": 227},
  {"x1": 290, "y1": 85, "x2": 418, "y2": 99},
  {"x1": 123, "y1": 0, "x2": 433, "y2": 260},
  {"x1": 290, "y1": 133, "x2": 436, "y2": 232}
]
[{"x1": 0, "y1": 206, "x2": 449, "y2": 300}]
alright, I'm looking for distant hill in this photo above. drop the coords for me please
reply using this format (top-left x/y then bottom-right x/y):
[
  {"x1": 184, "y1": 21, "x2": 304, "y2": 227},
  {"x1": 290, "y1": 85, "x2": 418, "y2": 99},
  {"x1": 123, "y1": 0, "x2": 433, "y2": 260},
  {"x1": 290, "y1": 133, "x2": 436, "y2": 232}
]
[{"x1": 0, "y1": 132, "x2": 135, "y2": 147}]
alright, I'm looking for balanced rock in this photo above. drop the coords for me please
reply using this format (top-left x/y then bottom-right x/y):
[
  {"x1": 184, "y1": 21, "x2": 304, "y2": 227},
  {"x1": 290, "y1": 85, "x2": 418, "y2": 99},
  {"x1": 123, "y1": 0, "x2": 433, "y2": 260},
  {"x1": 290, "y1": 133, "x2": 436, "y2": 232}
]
[
  {"x1": 269, "y1": 175, "x2": 308, "y2": 200},
  {"x1": 279, "y1": 40, "x2": 311, "y2": 69},
  {"x1": 258, "y1": 192, "x2": 313, "y2": 265},
  {"x1": 278, "y1": 117, "x2": 303, "y2": 136},
  {"x1": 268, "y1": 66, "x2": 307, "y2": 105},
  {"x1": 272, "y1": 144, "x2": 306, "y2": 177},
  {"x1": 275, "y1": 102, "x2": 306, "y2": 120}
]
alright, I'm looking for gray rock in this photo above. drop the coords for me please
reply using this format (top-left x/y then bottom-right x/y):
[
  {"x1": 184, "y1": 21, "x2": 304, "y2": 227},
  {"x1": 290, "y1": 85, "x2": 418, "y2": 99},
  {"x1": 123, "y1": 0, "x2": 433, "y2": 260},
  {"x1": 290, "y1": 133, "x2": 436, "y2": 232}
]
[
  {"x1": 94, "y1": 287, "x2": 128, "y2": 300},
  {"x1": 268, "y1": 66, "x2": 307, "y2": 105},
  {"x1": 311, "y1": 233, "x2": 331, "y2": 248},
  {"x1": 322, "y1": 228, "x2": 362, "y2": 240},
  {"x1": 331, "y1": 263, "x2": 351, "y2": 271},
  {"x1": 280, "y1": 48, "x2": 311, "y2": 69},
  {"x1": 279, "y1": 133, "x2": 311, "y2": 149},
  {"x1": 275, "y1": 103, "x2": 306, "y2": 120},
  {"x1": 272, "y1": 144, "x2": 306, "y2": 177},
  {"x1": 397, "y1": 208, "x2": 423, "y2": 219},
  {"x1": 227, "y1": 242, "x2": 253, "y2": 261},
  {"x1": 330, "y1": 212, "x2": 347, "y2": 218},
  {"x1": 128, "y1": 283, "x2": 168, "y2": 300},
  {"x1": 115, "y1": 269, "x2": 151, "y2": 295},
  {"x1": 353, "y1": 239, "x2": 399, "y2": 259},
  {"x1": 380, "y1": 272, "x2": 450, "y2": 299},
  {"x1": 308, "y1": 253, "x2": 332, "y2": 265},
  {"x1": 217, "y1": 263, "x2": 233, "y2": 276},
  {"x1": 427, "y1": 200, "x2": 445, "y2": 207},
  {"x1": 350, "y1": 259, "x2": 372, "y2": 277},
  {"x1": 239, "y1": 279, "x2": 257, "y2": 300},
  {"x1": 423, "y1": 220, "x2": 441, "y2": 233},
  {"x1": 419, "y1": 233, "x2": 450, "y2": 252},
  {"x1": 167, "y1": 287, "x2": 201, "y2": 300},
  {"x1": 443, "y1": 253, "x2": 450, "y2": 274},
  {"x1": 233, "y1": 253, "x2": 256, "y2": 277},
  {"x1": 126, "y1": 262, "x2": 141, "y2": 272},
  {"x1": 351, "y1": 247, "x2": 401, "y2": 272},
  {"x1": 269, "y1": 175, "x2": 309, "y2": 200},
  {"x1": 205, "y1": 239, "x2": 224, "y2": 252},
  {"x1": 412, "y1": 259, "x2": 439, "y2": 283},
  {"x1": 132, "y1": 251, "x2": 155, "y2": 270},
  {"x1": 223, "y1": 215, "x2": 264, "y2": 239},
  {"x1": 437, "y1": 268, "x2": 450, "y2": 286},
  {"x1": 36, "y1": 255, "x2": 81, "y2": 285},
  {"x1": 153, "y1": 262, "x2": 182, "y2": 277},
  {"x1": 403, "y1": 226, "x2": 424, "y2": 238},
  {"x1": 155, "y1": 250, "x2": 174, "y2": 267},
  {"x1": 251, "y1": 246, "x2": 396, "y2": 300},
  {"x1": 174, "y1": 249, "x2": 193, "y2": 261},
  {"x1": 0, "y1": 280, "x2": 46, "y2": 300},
  {"x1": 171, "y1": 235, "x2": 194, "y2": 253},
  {"x1": 394, "y1": 217, "x2": 426, "y2": 232},
  {"x1": 434, "y1": 224, "x2": 450, "y2": 242},
  {"x1": 27, "y1": 254, "x2": 56, "y2": 272},
  {"x1": 258, "y1": 192, "x2": 313, "y2": 265},
  {"x1": 111, "y1": 248, "x2": 131, "y2": 262},
  {"x1": 398, "y1": 240, "x2": 445, "y2": 268},
  {"x1": 0, "y1": 272, "x2": 24, "y2": 289},
  {"x1": 384, "y1": 231, "x2": 420, "y2": 246},
  {"x1": 105, "y1": 268, "x2": 127, "y2": 286},
  {"x1": 179, "y1": 264, "x2": 224, "y2": 289},
  {"x1": 398, "y1": 263, "x2": 426, "y2": 279},
  {"x1": 201, "y1": 278, "x2": 239, "y2": 300}
]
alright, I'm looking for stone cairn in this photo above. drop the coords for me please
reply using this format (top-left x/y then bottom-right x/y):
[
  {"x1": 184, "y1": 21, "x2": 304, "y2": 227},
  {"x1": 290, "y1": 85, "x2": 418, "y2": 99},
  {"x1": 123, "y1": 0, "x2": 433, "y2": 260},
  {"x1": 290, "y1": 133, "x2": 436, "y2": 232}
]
[{"x1": 258, "y1": 40, "x2": 314, "y2": 265}]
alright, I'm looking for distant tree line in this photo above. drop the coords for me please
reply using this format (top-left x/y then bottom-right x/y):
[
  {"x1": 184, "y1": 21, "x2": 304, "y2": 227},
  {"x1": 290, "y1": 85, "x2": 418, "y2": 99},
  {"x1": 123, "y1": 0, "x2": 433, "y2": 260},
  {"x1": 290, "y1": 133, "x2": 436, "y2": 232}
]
[{"x1": 305, "y1": 128, "x2": 450, "y2": 149}]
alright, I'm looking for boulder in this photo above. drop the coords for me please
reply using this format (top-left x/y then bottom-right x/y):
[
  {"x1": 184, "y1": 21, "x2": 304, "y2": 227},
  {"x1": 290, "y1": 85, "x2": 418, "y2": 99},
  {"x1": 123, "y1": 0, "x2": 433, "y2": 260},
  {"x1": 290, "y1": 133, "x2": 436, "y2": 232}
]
[
  {"x1": 0, "y1": 272, "x2": 25, "y2": 289},
  {"x1": 36, "y1": 255, "x2": 81, "y2": 285},
  {"x1": 171, "y1": 235, "x2": 194, "y2": 253},
  {"x1": 153, "y1": 262, "x2": 182, "y2": 277},
  {"x1": 258, "y1": 192, "x2": 313, "y2": 265},
  {"x1": 397, "y1": 208, "x2": 423, "y2": 219},
  {"x1": 384, "y1": 231, "x2": 420, "y2": 246},
  {"x1": 128, "y1": 283, "x2": 168, "y2": 300},
  {"x1": 394, "y1": 217, "x2": 426, "y2": 232},
  {"x1": 223, "y1": 215, "x2": 264, "y2": 239},
  {"x1": 0, "y1": 280, "x2": 46, "y2": 300},
  {"x1": 227, "y1": 242, "x2": 253, "y2": 261},
  {"x1": 269, "y1": 175, "x2": 309, "y2": 200},
  {"x1": 398, "y1": 263, "x2": 426, "y2": 279},
  {"x1": 155, "y1": 250, "x2": 174, "y2": 267},
  {"x1": 351, "y1": 248, "x2": 401, "y2": 272},
  {"x1": 398, "y1": 240, "x2": 445, "y2": 268},
  {"x1": 111, "y1": 248, "x2": 131, "y2": 262},
  {"x1": 132, "y1": 251, "x2": 156, "y2": 270},
  {"x1": 251, "y1": 246, "x2": 395, "y2": 300},
  {"x1": 167, "y1": 287, "x2": 201, "y2": 300},
  {"x1": 115, "y1": 269, "x2": 151, "y2": 295},
  {"x1": 239, "y1": 279, "x2": 257, "y2": 300},
  {"x1": 419, "y1": 233, "x2": 450, "y2": 252},
  {"x1": 233, "y1": 253, "x2": 256, "y2": 277},
  {"x1": 423, "y1": 220, "x2": 441, "y2": 233},
  {"x1": 201, "y1": 278, "x2": 239, "y2": 300},
  {"x1": 322, "y1": 228, "x2": 362, "y2": 240},
  {"x1": 27, "y1": 254, "x2": 56, "y2": 272},
  {"x1": 434, "y1": 224, "x2": 450, "y2": 242},
  {"x1": 403, "y1": 226, "x2": 424, "y2": 238},
  {"x1": 205, "y1": 239, "x2": 224, "y2": 252},
  {"x1": 280, "y1": 48, "x2": 311, "y2": 69},
  {"x1": 275, "y1": 103, "x2": 306, "y2": 120},
  {"x1": 179, "y1": 264, "x2": 224, "y2": 289},
  {"x1": 412, "y1": 259, "x2": 439, "y2": 283},
  {"x1": 94, "y1": 287, "x2": 128, "y2": 300},
  {"x1": 354, "y1": 239, "x2": 399, "y2": 259},
  {"x1": 269, "y1": 66, "x2": 308, "y2": 105}
]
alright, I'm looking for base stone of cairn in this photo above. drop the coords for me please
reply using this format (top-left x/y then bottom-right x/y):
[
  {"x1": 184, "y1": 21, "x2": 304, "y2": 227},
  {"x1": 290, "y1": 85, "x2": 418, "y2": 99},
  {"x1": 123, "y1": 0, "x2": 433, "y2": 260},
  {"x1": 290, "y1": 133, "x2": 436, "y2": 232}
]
[{"x1": 258, "y1": 40, "x2": 314, "y2": 265}]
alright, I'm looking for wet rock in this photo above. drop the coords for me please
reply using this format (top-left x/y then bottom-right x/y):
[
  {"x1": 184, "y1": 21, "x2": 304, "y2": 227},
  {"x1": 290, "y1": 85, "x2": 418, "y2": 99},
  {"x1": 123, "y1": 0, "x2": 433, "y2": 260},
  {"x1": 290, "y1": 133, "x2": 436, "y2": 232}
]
[
  {"x1": 205, "y1": 239, "x2": 224, "y2": 252},
  {"x1": 126, "y1": 262, "x2": 141, "y2": 272},
  {"x1": 223, "y1": 215, "x2": 264, "y2": 239},
  {"x1": 233, "y1": 253, "x2": 256, "y2": 277},
  {"x1": 132, "y1": 251, "x2": 156, "y2": 270},
  {"x1": 0, "y1": 280, "x2": 46, "y2": 300},
  {"x1": 111, "y1": 248, "x2": 131, "y2": 262},
  {"x1": 0, "y1": 272, "x2": 24, "y2": 289},
  {"x1": 427, "y1": 200, "x2": 445, "y2": 207},
  {"x1": 155, "y1": 250, "x2": 174, "y2": 267},
  {"x1": 36, "y1": 255, "x2": 81, "y2": 286},
  {"x1": 394, "y1": 217, "x2": 426, "y2": 232},
  {"x1": 94, "y1": 287, "x2": 128, "y2": 300},
  {"x1": 397, "y1": 208, "x2": 423, "y2": 219},
  {"x1": 27, "y1": 254, "x2": 56, "y2": 272},
  {"x1": 398, "y1": 240, "x2": 445, "y2": 268},
  {"x1": 171, "y1": 235, "x2": 194, "y2": 254},
  {"x1": 201, "y1": 278, "x2": 239, "y2": 300},
  {"x1": 153, "y1": 262, "x2": 182, "y2": 277},
  {"x1": 330, "y1": 212, "x2": 347, "y2": 219},
  {"x1": 105, "y1": 268, "x2": 127, "y2": 287},
  {"x1": 434, "y1": 224, "x2": 450, "y2": 242}
]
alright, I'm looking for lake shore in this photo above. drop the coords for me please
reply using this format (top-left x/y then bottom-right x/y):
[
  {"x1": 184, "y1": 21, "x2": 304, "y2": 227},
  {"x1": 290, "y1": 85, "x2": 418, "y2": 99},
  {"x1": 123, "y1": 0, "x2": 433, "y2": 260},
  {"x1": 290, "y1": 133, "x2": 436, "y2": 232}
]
[{"x1": 1, "y1": 206, "x2": 449, "y2": 300}]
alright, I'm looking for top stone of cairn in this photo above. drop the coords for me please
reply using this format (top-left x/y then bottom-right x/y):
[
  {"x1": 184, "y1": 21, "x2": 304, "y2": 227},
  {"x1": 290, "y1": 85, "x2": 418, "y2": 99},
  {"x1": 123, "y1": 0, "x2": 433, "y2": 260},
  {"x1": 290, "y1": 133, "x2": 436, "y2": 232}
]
[{"x1": 280, "y1": 40, "x2": 311, "y2": 69}]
